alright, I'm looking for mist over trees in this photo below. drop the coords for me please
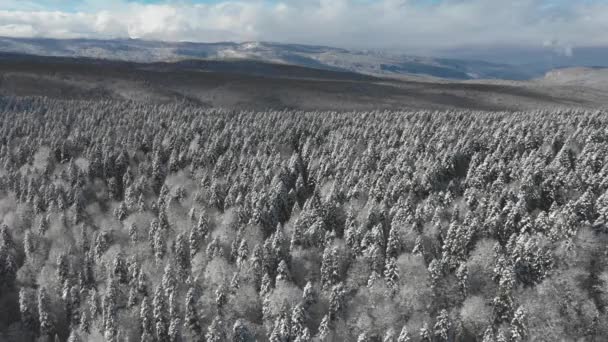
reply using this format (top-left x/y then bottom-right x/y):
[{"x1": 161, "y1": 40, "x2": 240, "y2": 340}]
[{"x1": 0, "y1": 96, "x2": 607, "y2": 341}]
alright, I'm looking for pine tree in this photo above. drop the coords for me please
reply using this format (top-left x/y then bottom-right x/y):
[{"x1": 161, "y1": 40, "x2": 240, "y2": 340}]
[
  {"x1": 67, "y1": 330, "x2": 81, "y2": 342},
  {"x1": 56, "y1": 252, "x2": 70, "y2": 285},
  {"x1": 138, "y1": 193, "x2": 147, "y2": 212},
  {"x1": 236, "y1": 239, "x2": 249, "y2": 268},
  {"x1": 162, "y1": 263, "x2": 178, "y2": 296},
  {"x1": 419, "y1": 323, "x2": 431, "y2": 342},
  {"x1": 64, "y1": 282, "x2": 81, "y2": 328},
  {"x1": 278, "y1": 309, "x2": 292, "y2": 341},
  {"x1": 496, "y1": 330, "x2": 508, "y2": 342},
  {"x1": 23, "y1": 230, "x2": 36, "y2": 262},
  {"x1": 0, "y1": 224, "x2": 15, "y2": 251},
  {"x1": 290, "y1": 218, "x2": 304, "y2": 252},
  {"x1": 189, "y1": 227, "x2": 202, "y2": 259},
  {"x1": 397, "y1": 325, "x2": 411, "y2": 342},
  {"x1": 291, "y1": 303, "x2": 307, "y2": 339},
  {"x1": 206, "y1": 315, "x2": 227, "y2": 342},
  {"x1": 294, "y1": 328, "x2": 311, "y2": 342},
  {"x1": 79, "y1": 308, "x2": 91, "y2": 334},
  {"x1": 230, "y1": 272, "x2": 240, "y2": 293},
  {"x1": 103, "y1": 277, "x2": 119, "y2": 342},
  {"x1": 456, "y1": 263, "x2": 468, "y2": 298},
  {"x1": 169, "y1": 314, "x2": 181, "y2": 342},
  {"x1": 112, "y1": 253, "x2": 128, "y2": 284},
  {"x1": 129, "y1": 222, "x2": 139, "y2": 243},
  {"x1": 344, "y1": 219, "x2": 361, "y2": 255},
  {"x1": 428, "y1": 259, "x2": 442, "y2": 290},
  {"x1": 154, "y1": 229, "x2": 167, "y2": 262},
  {"x1": 94, "y1": 230, "x2": 112, "y2": 260},
  {"x1": 39, "y1": 214, "x2": 50, "y2": 235},
  {"x1": 269, "y1": 318, "x2": 285, "y2": 342},
  {"x1": 232, "y1": 319, "x2": 253, "y2": 342},
  {"x1": 207, "y1": 236, "x2": 224, "y2": 259},
  {"x1": 492, "y1": 289, "x2": 514, "y2": 325},
  {"x1": 184, "y1": 287, "x2": 202, "y2": 341},
  {"x1": 216, "y1": 284, "x2": 228, "y2": 310},
  {"x1": 250, "y1": 244, "x2": 264, "y2": 289},
  {"x1": 80, "y1": 224, "x2": 90, "y2": 253},
  {"x1": 19, "y1": 288, "x2": 37, "y2": 331},
  {"x1": 175, "y1": 232, "x2": 191, "y2": 279},
  {"x1": 153, "y1": 286, "x2": 169, "y2": 341},
  {"x1": 38, "y1": 287, "x2": 55, "y2": 339},
  {"x1": 317, "y1": 314, "x2": 331, "y2": 341},
  {"x1": 481, "y1": 327, "x2": 494, "y2": 342},
  {"x1": 434, "y1": 309, "x2": 451, "y2": 342},
  {"x1": 384, "y1": 257, "x2": 399, "y2": 296},
  {"x1": 386, "y1": 224, "x2": 402, "y2": 258},
  {"x1": 328, "y1": 283, "x2": 345, "y2": 321},
  {"x1": 595, "y1": 190, "x2": 608, "y2": 225},
  {"x1": 320, "y1": 245, "x2": 339, "y2": 290},
  {"x1": 383, "y1": 328, "x2": 396, "y2": 342},
  {"x1": 137, "y1": 270, "x2": 149, "y2": 295},
  {"x1": 196, "y1": 214, "x2": 210, "y2": 241},
  {"x1": 159, "y1": 208, "x2": 171, "y2": 231},
  {"x1": 0, "y1": 246, "x2": 16, "y2": 285},
  {"x1": 152, "y1": 150, "x2": 166, "y2": 194},
  {"x1": 510, "y1": 306, "x2": 527, "y2": 341},
  {"x1": 412, "y1": 235, "x2": 424, "y2": 256},
  {"x1": 114, "y1": 201, "x2": 128, "y2": 221},
  {"x1": 357, "y1": 332, "x2": 370, "y2": 342},
  {"x1": 140, "y1": 296, "x2": 154, "y2": 342},
  {"x1": 189, "y1": 207, "x2": 197, "y2": 223},
  {"x1": 260, "y1": 272, "x2": 273, "y2": 297},
  {"x1": 303, "y1": 281, "x2": 316, "y2": 308},
  {"x1": 128, "y1": 287, "x2": 138, "y2": 308},
  {"x1": 88, "y1": 288, "x2": 100, "y2": 321},
  {"x1": 276, "y1": 259, "x2": 291, "y2": 282}
]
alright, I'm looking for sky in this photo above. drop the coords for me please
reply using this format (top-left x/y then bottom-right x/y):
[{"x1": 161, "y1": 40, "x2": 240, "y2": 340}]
[{"x1": 0, "y1": 0, "x2": 607, "y2": 51}]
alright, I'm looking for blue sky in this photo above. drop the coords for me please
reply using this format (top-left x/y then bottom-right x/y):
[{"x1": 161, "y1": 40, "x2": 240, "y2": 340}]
[{"x1": 1, "y1": 0, "x2": 607, "y2": 50}]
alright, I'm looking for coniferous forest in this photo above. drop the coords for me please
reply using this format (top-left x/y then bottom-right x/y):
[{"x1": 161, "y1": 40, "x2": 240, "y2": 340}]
[{"x1": 1, "y1": 96, "x2": 608, "y2": 342}]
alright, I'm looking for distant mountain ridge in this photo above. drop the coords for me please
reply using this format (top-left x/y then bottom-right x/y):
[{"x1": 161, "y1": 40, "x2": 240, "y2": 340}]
[
  {"x1": 540, "y1": 66, "x2": 608, "y2": 90},
  {"x1": 0, "y1": 36, "x2": 537, "y2": 80}
]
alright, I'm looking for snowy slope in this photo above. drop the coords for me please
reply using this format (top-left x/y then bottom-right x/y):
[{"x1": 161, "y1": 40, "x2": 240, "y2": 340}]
[
  {"x1": 0, "y1": 37, "x2": 533, "y2": 80},
  {"x1": 540, "y1": 67, "x2": 608, "y2": 90}
]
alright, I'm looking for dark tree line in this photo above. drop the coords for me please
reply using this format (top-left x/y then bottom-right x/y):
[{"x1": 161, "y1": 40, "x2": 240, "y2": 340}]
[{"x1": 0, "y1": 96, "x2": 606, "y2": 341}]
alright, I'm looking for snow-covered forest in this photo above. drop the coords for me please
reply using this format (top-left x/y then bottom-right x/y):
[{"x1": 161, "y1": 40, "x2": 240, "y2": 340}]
[{"x1": 0, "y1": 96, "x2": 607, "y2": 341}]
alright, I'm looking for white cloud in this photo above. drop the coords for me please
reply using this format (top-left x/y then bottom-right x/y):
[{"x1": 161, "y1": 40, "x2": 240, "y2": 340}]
[
  {"x1": 0, "y1": 0, "x2": 607, "y2": 50},
  {"x1": 0, "y1": 23, "x2": 36, "y2": 38}
]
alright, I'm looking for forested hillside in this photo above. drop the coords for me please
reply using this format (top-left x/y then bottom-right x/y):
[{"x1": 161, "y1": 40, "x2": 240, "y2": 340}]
[{"x1": 0, "y1": 97, "x2": 607, "y2": 341}]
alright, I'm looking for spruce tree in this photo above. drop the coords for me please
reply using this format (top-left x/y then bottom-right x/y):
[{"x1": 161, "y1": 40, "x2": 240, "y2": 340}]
[
  {"x1": 38, "y1": 287, "x2": 55, "y2": 340},
  {"x1": 184, "y1": 287, "x2": 202, "y2": 341}
]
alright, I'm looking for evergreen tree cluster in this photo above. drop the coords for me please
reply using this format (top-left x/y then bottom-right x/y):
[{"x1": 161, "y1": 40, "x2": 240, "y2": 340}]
[{"x1": 0, "y1": 96, "x2": 606, "y2": 341}]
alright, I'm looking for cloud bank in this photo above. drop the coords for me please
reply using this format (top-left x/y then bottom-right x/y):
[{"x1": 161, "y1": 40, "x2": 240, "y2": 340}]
[{"x1": 0, "y1": 0, "x2": 607, "y2": 50}]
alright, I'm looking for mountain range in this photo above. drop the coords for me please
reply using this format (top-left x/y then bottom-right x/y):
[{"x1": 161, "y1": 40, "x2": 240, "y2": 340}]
[{"x1": 0, "y1": 37, "x2": 546, "y2": 81}]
